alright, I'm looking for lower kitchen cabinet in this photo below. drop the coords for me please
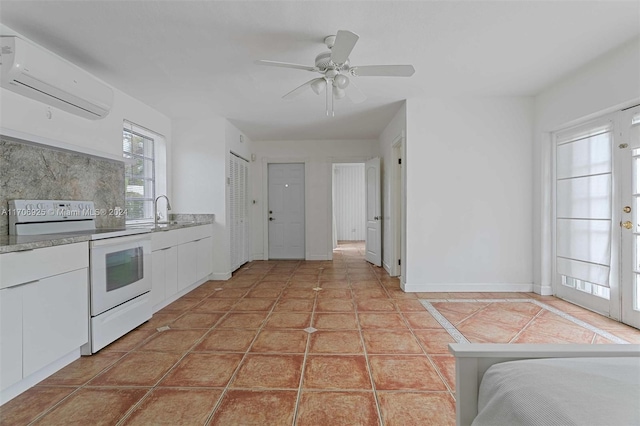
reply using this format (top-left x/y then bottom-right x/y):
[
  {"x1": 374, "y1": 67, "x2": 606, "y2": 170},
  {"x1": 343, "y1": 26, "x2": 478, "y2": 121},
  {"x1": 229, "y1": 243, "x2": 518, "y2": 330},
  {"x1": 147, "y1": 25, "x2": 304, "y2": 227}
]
[
  {"x1": 0, "y1": 244, "x2": 89, "y2": 394},
  {"x1": 0, "y1": 286, "x2": 22, "y2": 390},
  {"x1": 151, "y1": 224, "x2": 213, "y2": 311},
  {"x1": 22, "y1": 269, "x2": 88, "y2": 377},
  {"x1": 177, "y1": 240, "x2": 198, "y2": 292},
  {"x1": 196, "y1": 237, "x2": 214, "y2": 280},
  {"x1": 151, "y1": 246, "x2": 177, "y2": 307}
]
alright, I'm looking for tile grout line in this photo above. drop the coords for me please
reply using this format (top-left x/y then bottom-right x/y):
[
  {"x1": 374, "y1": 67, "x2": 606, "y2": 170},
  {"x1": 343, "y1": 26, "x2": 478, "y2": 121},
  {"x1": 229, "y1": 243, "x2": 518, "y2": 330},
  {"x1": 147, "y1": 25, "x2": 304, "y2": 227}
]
[
  {"x1": 290, "y1": 263, "x2": 321, "y2": 426},
  {"x1": 358, "y1": 261, "x2": 388, "y2": 426},
  {"x1": 203, "y1": 263, "x2": 295, "y2": 425},
  {"x1": 398, "y1": 307, "x2": 457, "y2": 398},
  {"x1": 508, "y1": 306, "x2": 547, "y2": 343}
]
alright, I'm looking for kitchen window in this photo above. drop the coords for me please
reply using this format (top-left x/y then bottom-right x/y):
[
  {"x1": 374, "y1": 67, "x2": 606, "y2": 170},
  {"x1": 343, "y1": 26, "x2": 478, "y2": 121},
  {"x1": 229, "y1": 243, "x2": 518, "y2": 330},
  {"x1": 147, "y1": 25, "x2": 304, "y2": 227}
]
[{"x1": 123, "y1": 121, "x2": 167, "y2": 223}]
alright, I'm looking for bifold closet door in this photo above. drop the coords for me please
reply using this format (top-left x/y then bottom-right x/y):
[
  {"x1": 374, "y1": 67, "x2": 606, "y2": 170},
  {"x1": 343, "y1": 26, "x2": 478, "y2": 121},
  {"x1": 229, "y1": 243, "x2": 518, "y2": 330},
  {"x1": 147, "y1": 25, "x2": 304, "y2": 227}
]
[{"x1": 229, "y1": 154, "x2": 249, "y2": 272}]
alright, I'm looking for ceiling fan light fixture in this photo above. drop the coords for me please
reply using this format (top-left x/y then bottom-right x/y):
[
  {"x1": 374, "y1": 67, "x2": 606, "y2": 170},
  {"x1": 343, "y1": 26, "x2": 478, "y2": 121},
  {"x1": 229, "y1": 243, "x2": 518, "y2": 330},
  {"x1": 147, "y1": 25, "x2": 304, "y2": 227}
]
[
  {"x1": 311, "y1": 78, "x2": 326, "y2": 95},
  {"x1": 333, "y1": 86, "x2": 346, "y2": 99},
  {"x1": 334, "y1": 74, "x2": 349, "y2": 89}
]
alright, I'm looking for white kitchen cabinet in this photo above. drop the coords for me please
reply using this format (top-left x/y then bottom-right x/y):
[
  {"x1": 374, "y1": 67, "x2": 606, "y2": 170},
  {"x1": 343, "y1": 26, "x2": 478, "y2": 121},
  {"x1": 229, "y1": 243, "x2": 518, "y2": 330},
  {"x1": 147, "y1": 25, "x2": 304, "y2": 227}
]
[
  {"x1": 22, "y1": 268, "x2": 88, "y2": 376},
  {"x1": 151, "y1": 225, "x2": 212, "y2": 311},
  {"x1": 177, "y1": 241, "x2": 197, "y2": 292},
  {"x1": 151, "y1": 246, "x2": 178, "y2": 308},
  {"x1": 0, "y1": 286, "x2": 23, "y2": 390},
  {"x1": 0, "y1": 242, "x2": 89, "y2": 393},
  {"x1": 196, "y1": 237, "x2": 213, "y2": 281}
]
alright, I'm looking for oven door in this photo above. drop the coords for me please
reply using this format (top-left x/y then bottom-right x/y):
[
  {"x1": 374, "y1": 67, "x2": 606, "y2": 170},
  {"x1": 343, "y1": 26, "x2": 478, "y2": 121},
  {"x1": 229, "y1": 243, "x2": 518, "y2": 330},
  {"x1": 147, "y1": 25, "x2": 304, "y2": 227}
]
[{"x1": 90, "y1": 234, "x2": 151, "y2": 316}]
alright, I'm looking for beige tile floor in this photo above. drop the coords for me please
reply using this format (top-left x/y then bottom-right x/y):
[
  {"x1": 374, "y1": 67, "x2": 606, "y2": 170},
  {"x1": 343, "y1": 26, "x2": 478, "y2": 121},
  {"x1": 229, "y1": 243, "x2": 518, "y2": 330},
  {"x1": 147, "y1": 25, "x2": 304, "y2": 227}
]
[{"x1": 1, "y1": 241, "x2": 639, "y2": 425}]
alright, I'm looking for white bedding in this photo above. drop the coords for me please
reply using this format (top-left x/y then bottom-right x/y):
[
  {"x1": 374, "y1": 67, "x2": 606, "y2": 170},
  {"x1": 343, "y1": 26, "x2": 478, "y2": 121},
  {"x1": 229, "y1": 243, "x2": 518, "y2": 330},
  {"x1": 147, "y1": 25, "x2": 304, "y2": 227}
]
[{"x1": 472, "y1": 357, "x2": 640, "y2": 426}]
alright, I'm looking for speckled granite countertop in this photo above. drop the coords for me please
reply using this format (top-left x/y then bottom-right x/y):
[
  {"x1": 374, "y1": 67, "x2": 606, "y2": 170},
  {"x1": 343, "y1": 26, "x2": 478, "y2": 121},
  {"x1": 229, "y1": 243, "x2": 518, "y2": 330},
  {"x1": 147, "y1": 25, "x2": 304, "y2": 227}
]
[
  {"x1": 0, "y1": 233, "x2": 92, "y2": 254},
  {"x1": 0, "y1": 219, "x2": 214, "y2": 254}
]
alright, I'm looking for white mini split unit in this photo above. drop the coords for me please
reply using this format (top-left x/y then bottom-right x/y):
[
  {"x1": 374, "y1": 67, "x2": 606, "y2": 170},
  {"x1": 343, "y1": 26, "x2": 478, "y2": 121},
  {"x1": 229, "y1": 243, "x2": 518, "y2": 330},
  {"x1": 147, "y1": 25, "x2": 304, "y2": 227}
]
[{"x1": 0, "y1": 36, "x2": 113, "y2": 120}]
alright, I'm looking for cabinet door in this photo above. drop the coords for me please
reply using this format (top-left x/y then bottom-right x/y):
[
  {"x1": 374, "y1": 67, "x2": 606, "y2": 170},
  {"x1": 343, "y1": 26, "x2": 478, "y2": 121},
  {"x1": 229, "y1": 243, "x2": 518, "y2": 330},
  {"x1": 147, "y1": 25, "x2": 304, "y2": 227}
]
[
  {"x1": 165, "y1": 246, "x2": 178, "y2": 298},
  {"x1": 22, "y1": 268, "x2": 88, "y2": 377},
  {"x1": 196, "y1": 237, "x2": 213, "y2": 281},
  {"x1": 0, "y1": 286, "x2": 23, "y2": 391},
  {"x1": 151, "y1": 250, "x2": 166, "y2": 307},
  {"x1": 177, "y1": 241, "x2": 197, "y2": 292}
]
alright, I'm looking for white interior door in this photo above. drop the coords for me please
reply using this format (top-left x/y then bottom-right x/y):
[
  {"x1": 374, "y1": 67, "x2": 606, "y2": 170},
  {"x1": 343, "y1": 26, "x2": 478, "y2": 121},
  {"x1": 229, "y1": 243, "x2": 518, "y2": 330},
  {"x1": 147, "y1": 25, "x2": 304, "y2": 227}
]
[
  {"x1": 268, "y1": 163, "x2": 305, "y2": 259},
  {"x1": 365, "y1": 157, "x2": 382, "y2": 266},
  {"x1": 620, "y1": 105, "x2": 640, "y2": 329}
]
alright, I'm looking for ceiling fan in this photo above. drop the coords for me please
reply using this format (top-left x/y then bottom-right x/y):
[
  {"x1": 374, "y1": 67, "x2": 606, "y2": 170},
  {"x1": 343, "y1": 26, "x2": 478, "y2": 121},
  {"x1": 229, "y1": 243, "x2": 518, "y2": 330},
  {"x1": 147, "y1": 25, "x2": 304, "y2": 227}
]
[{"x1": 255, "y1": 30, "x2": 415, "y2": 116}]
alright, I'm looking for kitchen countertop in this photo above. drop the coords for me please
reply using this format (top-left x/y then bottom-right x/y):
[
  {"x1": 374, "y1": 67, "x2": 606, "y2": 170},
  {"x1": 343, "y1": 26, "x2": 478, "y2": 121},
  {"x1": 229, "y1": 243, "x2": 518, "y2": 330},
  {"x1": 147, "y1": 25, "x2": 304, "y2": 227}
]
[
  {"x1": 0, "y1": 221, "x2": 214, "y2": 254},
  {"x1": 0, "y1": 233, "x2": 92, "y2": 254}
]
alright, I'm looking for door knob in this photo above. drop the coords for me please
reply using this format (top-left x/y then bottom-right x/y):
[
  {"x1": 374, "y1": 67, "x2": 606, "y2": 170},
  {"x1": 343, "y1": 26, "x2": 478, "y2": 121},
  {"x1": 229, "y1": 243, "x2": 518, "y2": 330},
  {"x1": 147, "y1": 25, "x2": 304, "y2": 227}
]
[
  {"x1": 622, "y1": 221, "x2": 633, "y2": 229},
  {"x1": 269, "y1": 217, "x2": 275, "y2": 221}
]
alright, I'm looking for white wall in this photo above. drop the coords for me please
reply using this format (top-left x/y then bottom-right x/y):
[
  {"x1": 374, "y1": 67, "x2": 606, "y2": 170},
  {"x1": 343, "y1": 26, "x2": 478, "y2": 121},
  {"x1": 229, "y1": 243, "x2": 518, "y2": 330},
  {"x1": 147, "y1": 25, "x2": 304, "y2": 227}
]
[
  {"x1": 533, "y1": 37, "x2": 640, "y2": 296},
  {"x1": 379, "y1": 103, "x2": 407, "y2": 276},
  {"x1": 172, "y1": 117, "x2": 253, "y2": 279},
  {"x1": 404, "y1": 97, "x2": 534, "y2": 292},
  {"x1": 333, "y1": 163, "x2": 366, "y2": 241},
  {"x1": 251, "y1": 139, "x2": 379, "y2": 261}
]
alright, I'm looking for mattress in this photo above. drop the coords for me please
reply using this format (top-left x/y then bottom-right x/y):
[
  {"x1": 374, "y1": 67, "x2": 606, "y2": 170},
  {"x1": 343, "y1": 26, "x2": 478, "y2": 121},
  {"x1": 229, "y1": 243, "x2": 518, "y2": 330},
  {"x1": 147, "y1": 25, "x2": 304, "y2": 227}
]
[{"x1": 472, "y1": 357, "x2": 640, "y2": 426}]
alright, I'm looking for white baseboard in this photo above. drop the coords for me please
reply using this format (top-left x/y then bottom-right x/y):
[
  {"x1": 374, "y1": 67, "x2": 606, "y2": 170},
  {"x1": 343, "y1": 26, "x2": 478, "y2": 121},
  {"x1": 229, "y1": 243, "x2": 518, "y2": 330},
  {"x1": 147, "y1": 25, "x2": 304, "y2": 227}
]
[
  {"x1": 0, "y1": 348, "x2": 80, "y2": 405},
  {"x1": 251, "y1": 253, "x2": 263, "y2": 262},
  {"x1": 305, "y1": 254, "x2": 330, "y2": 261},
  {"x1": 534, "y1": 282, "x2": 554, "y2": 296},
  {"x1": 401, "y1": 282, "x2": 534, "y2": 293},
  {"x1": 210, "y1": 272, "x2": 232, "y2": 281}
]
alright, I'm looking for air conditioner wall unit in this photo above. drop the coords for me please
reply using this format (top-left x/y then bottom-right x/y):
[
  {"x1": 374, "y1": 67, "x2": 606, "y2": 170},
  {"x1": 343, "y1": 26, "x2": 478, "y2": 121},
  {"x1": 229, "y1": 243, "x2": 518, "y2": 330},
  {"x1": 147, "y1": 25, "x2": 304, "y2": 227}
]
[{"x1": 0, "y1": 36, "x2": 113, "y2": 120}]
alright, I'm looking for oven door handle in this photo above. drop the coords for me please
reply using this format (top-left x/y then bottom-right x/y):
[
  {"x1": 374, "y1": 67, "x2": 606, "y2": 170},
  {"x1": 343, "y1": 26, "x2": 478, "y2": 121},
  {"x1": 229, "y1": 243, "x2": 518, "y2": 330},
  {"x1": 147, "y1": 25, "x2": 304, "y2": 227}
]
[{"x1": 90, "y1": 234, "x2": 151, "y2": 248}]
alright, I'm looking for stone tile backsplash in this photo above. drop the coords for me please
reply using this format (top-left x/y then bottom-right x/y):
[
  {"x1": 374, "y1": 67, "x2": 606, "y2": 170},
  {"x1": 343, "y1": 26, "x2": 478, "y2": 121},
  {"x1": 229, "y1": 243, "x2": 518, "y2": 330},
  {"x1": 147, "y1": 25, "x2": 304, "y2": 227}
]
[{"x1": 0, "y1": 137, "x2": 126, "y2": 235}]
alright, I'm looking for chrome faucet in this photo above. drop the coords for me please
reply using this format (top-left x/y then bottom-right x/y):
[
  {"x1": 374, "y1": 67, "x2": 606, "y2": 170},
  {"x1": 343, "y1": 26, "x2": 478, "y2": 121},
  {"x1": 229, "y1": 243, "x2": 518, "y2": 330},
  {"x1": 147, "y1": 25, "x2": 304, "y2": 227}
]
[{"x1": 154, "y1": 195, "x2": 172, "y2": 225}]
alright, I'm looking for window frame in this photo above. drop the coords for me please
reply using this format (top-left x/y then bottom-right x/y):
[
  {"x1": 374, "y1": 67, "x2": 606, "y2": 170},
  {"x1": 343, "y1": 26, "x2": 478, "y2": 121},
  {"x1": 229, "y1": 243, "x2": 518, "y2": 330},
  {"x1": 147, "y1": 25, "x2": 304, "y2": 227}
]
[{"x1": 123, "y1": 121, "x2": 166, "y2": 224}]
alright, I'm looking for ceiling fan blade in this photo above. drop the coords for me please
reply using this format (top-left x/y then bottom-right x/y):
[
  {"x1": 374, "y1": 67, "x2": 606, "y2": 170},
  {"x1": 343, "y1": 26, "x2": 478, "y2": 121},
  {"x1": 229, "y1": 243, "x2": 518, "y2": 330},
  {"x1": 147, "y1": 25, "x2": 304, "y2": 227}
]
[
  {"x1": 255, "y1": 60, "x2": 317, "y2": 72},
  {"x1": 331, "y1": 30, "x2": 359, "y2": 65},
  {"x1": 282, "y1": 78, "x2": 324, "y2": 100},
  {"x1": 351, "y1": 65, "x2": 415, "y2": 77},
  {"x1": 345, "y1": 81, "x2": 367, "y2": 104}
]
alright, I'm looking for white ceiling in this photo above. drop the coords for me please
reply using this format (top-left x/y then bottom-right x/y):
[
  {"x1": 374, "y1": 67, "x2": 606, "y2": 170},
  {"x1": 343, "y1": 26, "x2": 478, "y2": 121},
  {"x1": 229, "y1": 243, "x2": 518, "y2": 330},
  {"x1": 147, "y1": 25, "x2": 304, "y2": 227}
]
[{"x1": 0, "y1": 1, "x2": 638, "y2": 141}]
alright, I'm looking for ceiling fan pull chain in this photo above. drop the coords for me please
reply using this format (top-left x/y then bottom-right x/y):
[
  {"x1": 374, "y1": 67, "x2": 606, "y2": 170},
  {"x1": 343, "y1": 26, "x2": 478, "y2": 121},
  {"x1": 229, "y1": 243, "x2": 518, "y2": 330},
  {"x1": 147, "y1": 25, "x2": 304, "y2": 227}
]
[{"x1": 325, "y1": 79, "x2": 330, "y2": 116}]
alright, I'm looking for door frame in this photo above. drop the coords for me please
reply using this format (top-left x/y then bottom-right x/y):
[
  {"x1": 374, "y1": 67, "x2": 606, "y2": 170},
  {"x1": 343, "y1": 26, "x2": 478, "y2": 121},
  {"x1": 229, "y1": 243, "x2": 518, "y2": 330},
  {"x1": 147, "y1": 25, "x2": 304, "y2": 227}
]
[
  {"x1": 391, "y1": 133, "x2": 405, "y2": 278},
  {"x1": 262, "y1": 157, "x2": 310, "y2": 260},
  {"x1": 619, "y1": 104, "x2": 640, "y2": 328},
  {"x1": 328, "y1": 156, "x2": 373, "y2": 260}
]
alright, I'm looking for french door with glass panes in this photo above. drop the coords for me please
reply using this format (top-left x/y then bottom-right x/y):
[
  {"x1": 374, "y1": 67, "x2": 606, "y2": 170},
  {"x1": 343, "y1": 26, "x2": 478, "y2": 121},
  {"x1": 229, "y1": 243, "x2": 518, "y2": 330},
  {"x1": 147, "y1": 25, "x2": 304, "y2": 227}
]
[{"x1": 554, "y1": 105, "x2": 640, "y2": 328}]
